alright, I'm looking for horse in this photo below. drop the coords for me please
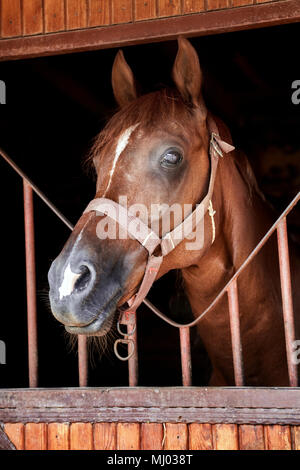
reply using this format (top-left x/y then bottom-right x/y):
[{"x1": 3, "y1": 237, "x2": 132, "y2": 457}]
[{"x1": 48, "y1": 37, "x2": 299, "y2": 386}]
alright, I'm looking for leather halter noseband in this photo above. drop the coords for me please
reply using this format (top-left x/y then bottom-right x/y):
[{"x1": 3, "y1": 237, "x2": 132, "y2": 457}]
[{"x1": 83, "y1": 116, "x2": 234, "y2": 315}]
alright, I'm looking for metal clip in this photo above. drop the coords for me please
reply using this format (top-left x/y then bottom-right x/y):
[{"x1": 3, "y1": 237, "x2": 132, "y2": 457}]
[
  {"x1": 210, "y1": 133, "x2": 224, "y2": 158},
  {"x1": 114, "y1": 309, "x2": 137, "y2": 361},
  {"x1": 114, "y1": 338, "x2": 135, "y2": 361}
]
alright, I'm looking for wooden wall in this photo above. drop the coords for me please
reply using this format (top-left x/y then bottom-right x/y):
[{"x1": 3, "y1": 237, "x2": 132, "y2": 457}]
[
  {"x1": 0, "y1": 0, "x2": 278, "y2": 39},
  {"x1": 4, "y1": 422, "x2": 300, "y2": 450}
]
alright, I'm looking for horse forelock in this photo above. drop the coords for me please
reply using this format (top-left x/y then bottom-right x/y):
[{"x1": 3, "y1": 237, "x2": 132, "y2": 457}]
[
  {"x1": 84, "y1": 88, "x2": 262, "y2": 207},
  {"x1": 85, "y1": 88, "x2": 197, "y2": 172}
]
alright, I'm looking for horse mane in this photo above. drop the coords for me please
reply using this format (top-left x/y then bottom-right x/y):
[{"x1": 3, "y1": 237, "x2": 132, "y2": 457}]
[{"x1": 232, "y1": 149, "x2": 266, "y2": 202}]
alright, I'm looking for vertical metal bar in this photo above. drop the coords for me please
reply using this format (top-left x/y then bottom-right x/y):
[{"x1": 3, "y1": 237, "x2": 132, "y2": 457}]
[
  {"x1": 78, "y1": 335, "x2": 88, "y2": 386},
  {"x1": 127, "y1": 313, "x2": 138, "y2": 386},
  {"x1": 227, "y1": 279, "x2": 244, "y2": 386},
  {"x1": 23, "y1": 180, "x2": 38, "y2": 388},
  {"x1": 277, "y1": 217, "x2": 298, "y2": 387},
  {"x1": 179, "y1": 327, "x2": 192, "y2": 386}
]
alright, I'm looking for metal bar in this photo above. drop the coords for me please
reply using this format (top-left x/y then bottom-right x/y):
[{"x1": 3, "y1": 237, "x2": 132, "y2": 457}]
[
  {"x1": 227, "y1": 280, "x2": 244, "y2": 386},
  {"x1": 1, "y1": 149, "x2": 89, "y2": 384},
  {"x1": 127, "y1": 313, "x2": 138, "y2": 387},
  {"x1": 0, "y1": 148, "x2": 73, "y2": 230},
  {"x1": 78, "y1": 335, "x2": 88, "y2": 387},
  {"x1": 23, "y1": 180, "x2": 38, "y2": 388},
  {"x1": 179, "y1": 327, "x2": 192, "y2": 386},
  {"x1": 277, "y1": 218, "x2": 298, "y2": 387}
]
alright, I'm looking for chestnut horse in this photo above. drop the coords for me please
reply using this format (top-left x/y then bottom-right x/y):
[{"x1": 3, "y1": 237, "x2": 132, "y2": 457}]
[{"x1": 48, "y1": 38, "x2": 299, "y2": 386}]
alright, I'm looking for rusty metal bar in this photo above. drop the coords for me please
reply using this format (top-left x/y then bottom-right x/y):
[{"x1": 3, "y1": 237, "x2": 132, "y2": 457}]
[
  {"x1": 0, "y1": 148, "x2": 73, "y2": 230},
  {"x1": 78, "y1": 335, "x2": 88, "y2": 387},
  {"x1": 277, "y1": 218, "x2": 298, "y2": 387},
  {"x1": 23, "y1": 180, "x2": 38, "y2": 388},
  {"x1": 127, "y1": 314, "x2": 138, "y2": 387},
  {"x1": 1, "y1": 148, "x2": 88, "y2": 385},
  {"x1": 179, "y1": 327, "x2": 192, "y2": 386},
  {"x1": 227, "y1": 280, "x2": 244, "y2": 386}
]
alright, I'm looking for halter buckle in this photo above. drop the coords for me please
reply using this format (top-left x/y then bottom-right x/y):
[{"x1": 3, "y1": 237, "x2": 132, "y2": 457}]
[{"x1": 210, "y1": 133, "x2": 224, "y2": 158}]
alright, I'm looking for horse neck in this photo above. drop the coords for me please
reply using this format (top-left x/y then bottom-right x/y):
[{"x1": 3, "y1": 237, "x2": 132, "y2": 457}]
[{"x1": 181, "y1": 150, "x2": 277, "y2": 313}]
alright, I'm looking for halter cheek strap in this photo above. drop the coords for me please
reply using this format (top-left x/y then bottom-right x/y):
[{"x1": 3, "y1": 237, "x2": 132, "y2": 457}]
[
  {"x1": 83, "y1": 116, "x2": 235, "y2": 313},
  {"x1": 83, "y1": 198, "x2": 163, "y2": 311}
]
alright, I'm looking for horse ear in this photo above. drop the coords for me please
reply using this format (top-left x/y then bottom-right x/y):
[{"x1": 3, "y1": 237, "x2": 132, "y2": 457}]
[
  {"x1": 172, "y1": 37, "x2": 205, "y2": 112},
  {"x1": 112, "y1": 50, "x2": 137, "y2": 108}
]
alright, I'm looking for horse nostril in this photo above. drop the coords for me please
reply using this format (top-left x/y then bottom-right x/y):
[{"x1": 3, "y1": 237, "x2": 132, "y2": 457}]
[{"x1": 74, "y1": 265, "x2": 92, "y2": 292}]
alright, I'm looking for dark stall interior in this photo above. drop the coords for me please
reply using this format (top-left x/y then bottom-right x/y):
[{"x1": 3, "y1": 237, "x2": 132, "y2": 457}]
[{"x1": 0, "y1": 23, "x2": 299, "y2": 388}]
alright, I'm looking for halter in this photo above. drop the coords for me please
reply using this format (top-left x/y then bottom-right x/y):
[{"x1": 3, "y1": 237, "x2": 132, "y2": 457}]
[{"x1": 83, "y1": 116, "x2": 234, "y2": 346}]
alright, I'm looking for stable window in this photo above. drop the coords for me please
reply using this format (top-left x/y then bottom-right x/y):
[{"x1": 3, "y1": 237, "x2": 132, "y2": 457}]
[{"x1": 0, "y1": 17, "x2": 299, "y2": 450}]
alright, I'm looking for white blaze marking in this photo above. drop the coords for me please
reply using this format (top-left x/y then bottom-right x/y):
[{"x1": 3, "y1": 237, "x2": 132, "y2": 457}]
[
  {"x1": 59, "y1": 263, "x2": 81, "y2": 300},
  {"x1": 58, "y1": 214, "x2": 92, "y2": 300},
  {"x1": 103, "y1": 123, "x2": 139, "y2": 196}
]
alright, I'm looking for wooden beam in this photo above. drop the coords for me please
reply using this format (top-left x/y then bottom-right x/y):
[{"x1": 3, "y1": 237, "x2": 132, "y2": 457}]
[
  {"x1": 0, "y1": 0, "x2": 299, "y2": 61},
  {"x1": 1, "y1": 387, "x2": 300, "y2": 408},
  {"x1": 0, "y1": 387, "x2": 300, "y2": 425}
]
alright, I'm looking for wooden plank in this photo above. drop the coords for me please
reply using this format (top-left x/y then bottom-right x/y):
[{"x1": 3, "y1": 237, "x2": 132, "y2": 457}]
[
  {"x1": 293, "y1": 426, "x2": 300, "y2": 450},
  {"x1": 141, "y1": 423, "x2": 163, "y2": 450},
  {"x1": 164, "y1": 423, "x2": 188, "y2": 450},
  {"x1": 48, "y1": 423, "x2": 69, "y2": 450},
  {"x1": 66, "y1": 0, "x2": 87, "y2": 30},
  {"x1": 1, "y1": 0, "x2": 22, "y2": 38},
  {"x1": 207, "y1": 0, "x2": 230, "y2": 10},
  {"x1": 94, "y1": 423, "x2": 117, "y2": 450},
  {"x1": 232, "y1": 0, "x2": 253, "y2": 6},
  {"x1": 23, "y1": 0, "x2": 43, "y2": 35},
  {"x1": 111, "y1": 0, "x2": 132, "y2": 24},
  {"x1": 212, "y1": 424, "x2": 239, "y2": 450},
  {"x1": 87, "y1": 0, "x2": 110, "y2": 27},
  {"x1": 158, "y1": 0, "x2": 181, "y2": 17},
  {"x1": 0, "y1": 426, "x2": 16, "y2": 450},
  {"x1": 70, "y1": 423, "x2": 93, "y2": 450},
  {"x1": 2, "y1": 406, "x2": 300, "y2": 425},
  {"x1": 25, "y1": 423, "x2": 47, "y2": 450},
  {"x1": 239, "y1": 425, "x2": 265, "y2": 450},
  {"x1": 183, "y1": 0, "x2": 205, "y2": 13},
  {"x1": 265, "y1": 425, "x2": 292, "y2": 450},
  {"x1": 189, "y1": 423, "x2": 213, "y2": 450},
  {"x1": 117, "y1": 423, "x2": 140, "y2": 450},
  {"x1": 4, "y1": 423, "x2": 24, "y2": 450},
  {"x1": 1, "y1": 388, "x2": 300, "y2": 425},
  {"x1": 44, "y1": 0, "x2": 65, "y2": 33},
  {"x1": 1, "y1": 0, "x2": 299, "y2": 61},
  {"x1": 2, "y1": 387, "x2": 300, "y2": 409},
  {"x1": 134, "y1": 0, "x2": 157, "y2": 21}
]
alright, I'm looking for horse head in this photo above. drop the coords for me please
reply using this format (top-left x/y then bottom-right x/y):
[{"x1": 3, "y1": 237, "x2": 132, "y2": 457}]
[{"x1": 48, "y1": 38, "x2": 221, "y2": 336}]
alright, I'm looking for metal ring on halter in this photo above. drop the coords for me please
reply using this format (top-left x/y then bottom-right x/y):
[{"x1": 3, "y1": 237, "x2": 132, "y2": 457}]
[
  {"x1": 114, "y1": 339, "x2": 135, "y2": 361},
  {"x1": 117, "y1": 320, "x2": 136, "y2": 337}
]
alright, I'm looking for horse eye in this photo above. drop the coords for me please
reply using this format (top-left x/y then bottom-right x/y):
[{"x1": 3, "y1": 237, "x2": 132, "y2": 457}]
[{"x1": 160, "y1": 149, "x2": 183, "y2": 169}]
